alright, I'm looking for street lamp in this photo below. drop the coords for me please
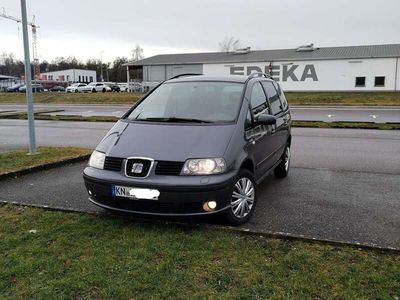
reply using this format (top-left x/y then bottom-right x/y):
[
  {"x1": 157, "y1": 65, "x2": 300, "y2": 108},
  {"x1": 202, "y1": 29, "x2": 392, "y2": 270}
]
[
  {"x1": 20, "y1": 0, "x2": 36, "y2": 154},
  {"x1": 100, "y1": 50, "x2": 104, "y2": 82}
]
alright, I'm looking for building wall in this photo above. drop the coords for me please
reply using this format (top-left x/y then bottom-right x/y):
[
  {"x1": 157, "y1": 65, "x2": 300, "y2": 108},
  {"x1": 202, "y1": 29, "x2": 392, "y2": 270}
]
[
  {"x1": 41, "y1": 69, "x2": 96, "y2": 83},
  {"x1": 203, "y1": 58, "x2": 399, "y2": 91},
  {"x1": 143, "y1": 64, "x2": 203, "y2": 82}
]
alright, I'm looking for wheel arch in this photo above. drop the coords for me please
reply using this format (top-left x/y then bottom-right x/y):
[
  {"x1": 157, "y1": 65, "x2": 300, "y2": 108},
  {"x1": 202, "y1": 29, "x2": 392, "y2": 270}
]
[{"x1": 239, "y1": 159, "x2": 254, "y2": 174}]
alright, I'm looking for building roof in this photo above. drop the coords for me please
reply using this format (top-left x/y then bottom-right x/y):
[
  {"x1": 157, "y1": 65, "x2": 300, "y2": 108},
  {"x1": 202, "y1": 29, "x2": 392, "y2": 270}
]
[
  {"x1": 125, "y1": 44, "x2": 400, "y2": 66},
  {"x1": 0, "y1": 74, "x2": 17, "y2": 80},
  {"x1": 41, "y1": 69, "x2": 96, "y2": 75}
]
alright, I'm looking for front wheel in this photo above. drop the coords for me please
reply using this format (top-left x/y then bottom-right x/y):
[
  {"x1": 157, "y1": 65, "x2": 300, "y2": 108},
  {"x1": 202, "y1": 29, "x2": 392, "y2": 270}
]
[
  {"x1": 225, "y1": 169, "x2": 257, "y2": 226},
  {"x1": 274, "y1": 145, "x2": 291, "y2": 178}
]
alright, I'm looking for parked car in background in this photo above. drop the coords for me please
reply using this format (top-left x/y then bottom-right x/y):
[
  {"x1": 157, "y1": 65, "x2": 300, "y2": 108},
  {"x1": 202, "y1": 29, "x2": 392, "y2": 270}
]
[
  {"x1": 83, "y1": 73, "x2": 292, "y2": 225},
  {"x1": 6, "y1": 83, "x2": 24, "y2": 92},
  {"x1": 66, "y1": 83, "x2": 87, "y2": 93},
  {"x1": 106, "y1": 83, "x2": 121, "y2": 92},
  {"x1": 81, "y1": 82, "x2": 111, "y2": 93},
  {"x1": 49, "y1": 85, "x2": 66, "y2": 92},
  {"x1": 118, "y1": 83, "x2": 129, "y2": 92},
  {"x1": 19, "y1": 84, "x2": 44, "y2": 93}
]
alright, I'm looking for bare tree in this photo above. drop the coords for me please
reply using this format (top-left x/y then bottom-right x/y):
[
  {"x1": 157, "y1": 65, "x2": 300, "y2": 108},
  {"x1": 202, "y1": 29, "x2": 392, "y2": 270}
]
[
  {"x1": 219, "y1": 37, "x2": 241, "y2": 52},
  {"x1": 132, "y1": 44, "x2": 144, "y2": 61}
]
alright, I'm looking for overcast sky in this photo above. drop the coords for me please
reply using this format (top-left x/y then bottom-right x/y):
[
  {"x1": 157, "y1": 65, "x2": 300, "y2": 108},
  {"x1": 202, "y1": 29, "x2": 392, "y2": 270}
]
[{"x1": 1, "y1": 0, "x2": 399, "y2": 63}]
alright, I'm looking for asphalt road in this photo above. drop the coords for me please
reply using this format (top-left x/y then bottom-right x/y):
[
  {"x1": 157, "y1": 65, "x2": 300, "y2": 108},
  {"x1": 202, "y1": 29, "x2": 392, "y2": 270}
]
[
  {"x1": 1, "y1": 120, "x2": 400, "y2": 175},
  {"x1": 1, "y1": 104, "x2": 400, "y2": 123},
  {"x1": 1, "y1": 120, "x2": 400, "y2": 248}
]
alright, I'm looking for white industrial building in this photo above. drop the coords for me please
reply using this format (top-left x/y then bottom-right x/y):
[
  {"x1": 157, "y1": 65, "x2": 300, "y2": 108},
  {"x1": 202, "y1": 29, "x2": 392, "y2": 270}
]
[
  {"x1": 125, "y1": 43, "x2": 400, "y2": 92},
  {"x1": 41, "y1": 69, "x2": 96, "y2": 83}
]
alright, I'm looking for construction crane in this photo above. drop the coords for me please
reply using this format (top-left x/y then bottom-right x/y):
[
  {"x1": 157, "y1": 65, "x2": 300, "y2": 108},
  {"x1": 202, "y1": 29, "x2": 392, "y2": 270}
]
[{"x1": 0, "y1": 7, "x2": 40, "y2": 79}]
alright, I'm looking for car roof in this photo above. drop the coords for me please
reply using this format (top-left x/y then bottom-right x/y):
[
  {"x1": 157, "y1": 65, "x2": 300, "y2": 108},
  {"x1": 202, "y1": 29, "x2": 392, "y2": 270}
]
[
  {"x1": 165, "y1": 75, "x2": 249, "y2": 84},
  {"x1": 165, "y1": 74, "x2": 277, "y2": 84}
]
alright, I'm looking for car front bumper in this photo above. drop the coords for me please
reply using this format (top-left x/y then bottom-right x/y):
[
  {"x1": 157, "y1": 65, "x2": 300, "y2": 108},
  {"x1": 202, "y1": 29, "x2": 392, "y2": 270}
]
[{"x1": 83, "y1": 167, "x2": 237, "y2": 216}]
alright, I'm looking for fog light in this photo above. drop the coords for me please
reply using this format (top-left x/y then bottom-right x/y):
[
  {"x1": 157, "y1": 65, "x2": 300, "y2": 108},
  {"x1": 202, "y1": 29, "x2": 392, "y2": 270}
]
[
  {"x1": 203, "y1": 201, "x2": 217, "y2": 212},
  {"x1": 88, "y1": 190, "x2": 92, "y2": 196}
]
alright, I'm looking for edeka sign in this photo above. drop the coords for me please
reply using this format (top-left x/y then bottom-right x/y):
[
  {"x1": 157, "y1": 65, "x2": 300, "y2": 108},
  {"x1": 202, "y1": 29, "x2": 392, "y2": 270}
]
[{"x1": 229, "y1": 64, "x2": 318, "y2": 81}]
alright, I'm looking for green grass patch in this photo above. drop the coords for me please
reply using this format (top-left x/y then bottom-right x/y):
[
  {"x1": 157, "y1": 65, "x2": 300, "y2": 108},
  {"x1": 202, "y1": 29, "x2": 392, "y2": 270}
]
[
  {"x1": 286, "y1": 92, "x2": 400, "y2": 106},
  {"x1": 0, "y1": 147, "x2": 91, "y2": 175},
  {"x1": 1, "y1": 91, "x2": 400, "y2": 106},
  {"x1": 2, "y1": 113, "x2": 399, "y2": 130},
  {"x1": 0, "y1": 92, "x2": 143, "y2": 104},
  {"x1": 292, "y1": 120, "x2": 400, "y2": 130},
  {"x1": 0, "y1": 204, "x2": 398, "y2": 299}
]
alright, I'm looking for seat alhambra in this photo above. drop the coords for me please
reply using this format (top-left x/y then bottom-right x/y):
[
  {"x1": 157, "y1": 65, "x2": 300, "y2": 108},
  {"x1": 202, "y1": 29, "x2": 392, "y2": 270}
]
[{"x1": 83, "y1": 73, "x2": 291, "y2": 225}]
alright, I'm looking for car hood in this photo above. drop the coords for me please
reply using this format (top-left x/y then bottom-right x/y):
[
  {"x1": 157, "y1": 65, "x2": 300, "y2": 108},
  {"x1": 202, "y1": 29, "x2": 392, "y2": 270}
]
[{"x1": 96, "y1": 120, "x2": 236, "y2": 161}]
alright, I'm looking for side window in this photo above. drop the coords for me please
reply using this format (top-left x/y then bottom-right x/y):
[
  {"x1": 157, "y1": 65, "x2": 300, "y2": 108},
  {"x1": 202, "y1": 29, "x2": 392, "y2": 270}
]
[
  {"x1": 250, "y1": 82, "x2": 269, "y2": 117},
  {"x1": 273, "y1": 82, "x2": 288, "y2": 110},
  {"x1": 262, "y1": 81, "x2": 282, "y2": 115}
]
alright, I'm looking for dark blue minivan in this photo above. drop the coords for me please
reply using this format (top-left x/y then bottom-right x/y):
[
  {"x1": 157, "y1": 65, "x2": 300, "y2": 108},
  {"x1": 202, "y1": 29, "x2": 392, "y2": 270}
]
[{"x1": 83, "y1": 73, "x2": 291, "y2": 225}]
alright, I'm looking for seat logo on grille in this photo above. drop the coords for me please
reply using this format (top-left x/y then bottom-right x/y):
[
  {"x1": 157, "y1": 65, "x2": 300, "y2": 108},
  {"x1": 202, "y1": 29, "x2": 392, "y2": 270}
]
[{"x1": 131, "y1": 163, "x2": 143, "y2": 174}]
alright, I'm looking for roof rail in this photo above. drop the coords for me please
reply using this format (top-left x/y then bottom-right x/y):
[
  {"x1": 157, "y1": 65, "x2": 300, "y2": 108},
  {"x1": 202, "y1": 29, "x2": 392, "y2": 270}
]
[
  {"x1": 168, "y1": 73, "x2": 203, "y2": 80},
  {"x1": 247, "y1": 72, "x2": 273, "y2": 80}
]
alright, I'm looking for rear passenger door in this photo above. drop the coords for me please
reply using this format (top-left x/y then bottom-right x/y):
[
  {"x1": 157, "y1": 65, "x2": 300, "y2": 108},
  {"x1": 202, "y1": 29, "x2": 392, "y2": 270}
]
[{"x1": 261, "y1": 81, "x2": 290, "y2": 163}]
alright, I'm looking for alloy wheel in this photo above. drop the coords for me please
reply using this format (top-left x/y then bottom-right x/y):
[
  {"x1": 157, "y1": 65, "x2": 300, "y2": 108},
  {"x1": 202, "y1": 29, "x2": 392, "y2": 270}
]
[{"x1": 231, "y1": 177, "x2": 255, "y2": 219}]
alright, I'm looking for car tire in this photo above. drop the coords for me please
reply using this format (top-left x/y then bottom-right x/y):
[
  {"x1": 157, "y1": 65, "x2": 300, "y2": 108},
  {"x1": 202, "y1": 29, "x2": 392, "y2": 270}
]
[
  {"x1": 92, "y1": 88, "x2": 96, "y2": 93},
  {"x1": 274, "y1": 145, "x2": 291, "y2": 178},
  {"x1": 225, "y1": 169, "x2": 257, "y2": 226},
  {"x1": 102, "y1": 88, "x2": 106, "y2": 93},
  {"x1": 75, "y1": 89, "x2": 78, "y2": 93}
]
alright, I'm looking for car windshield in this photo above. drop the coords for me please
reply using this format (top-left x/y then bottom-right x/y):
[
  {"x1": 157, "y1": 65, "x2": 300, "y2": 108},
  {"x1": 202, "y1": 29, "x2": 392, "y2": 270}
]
[{"x1": 126, "y1": 81, "x2": 244, "y2": 123}]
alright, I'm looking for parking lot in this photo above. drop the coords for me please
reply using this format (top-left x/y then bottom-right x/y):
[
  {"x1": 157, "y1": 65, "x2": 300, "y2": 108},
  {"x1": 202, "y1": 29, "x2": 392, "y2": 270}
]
[{"x1": 1, "y1": 120, "x2": 399, "y2": 249}]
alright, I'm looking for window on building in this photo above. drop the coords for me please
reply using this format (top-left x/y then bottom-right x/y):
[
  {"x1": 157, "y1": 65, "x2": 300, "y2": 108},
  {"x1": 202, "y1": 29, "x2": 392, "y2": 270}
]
[
  {"x1": 355, "y1": 77, "x2": 366, "y2": 87},
  {"x1": 66, "y1": 75, "x2": 70, "y2": 81},
  {"x1": 375, "y1": 76, "x2": 385, "y2": 87},
  {"x1": 78, "y1": 76, "x2": 81, "y2": 82},
  {"x1": 86, "y1": 76, "x2": 88, "y2": 82},
  {"x1": 90, "y1": 76, "x2": 93, "y2": 82},
  {"x1": 48, "y1": 75, "x2": 53, "y2": 80}
]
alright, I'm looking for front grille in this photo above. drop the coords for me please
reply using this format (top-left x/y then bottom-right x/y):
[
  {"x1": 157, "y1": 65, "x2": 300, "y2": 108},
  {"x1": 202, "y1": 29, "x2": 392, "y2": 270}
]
[
  {"x1": 104, "y1": 156, "x2": 124, "y2": 171},
  {"x1": 155, "y1": 161, "x2": 184, "y2": 176},
  {"x1": 126, "y1": 158, "x2": 152, "y2": 178}
]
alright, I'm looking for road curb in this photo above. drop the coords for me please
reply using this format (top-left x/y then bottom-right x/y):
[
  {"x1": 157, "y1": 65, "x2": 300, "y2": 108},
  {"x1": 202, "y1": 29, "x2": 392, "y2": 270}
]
[
  {"x1": 0, "y1": 200, "x2": 398, "y2": 253},
  {"x1": 0, "y1": 154, "x2": 90, "y2": 180}
]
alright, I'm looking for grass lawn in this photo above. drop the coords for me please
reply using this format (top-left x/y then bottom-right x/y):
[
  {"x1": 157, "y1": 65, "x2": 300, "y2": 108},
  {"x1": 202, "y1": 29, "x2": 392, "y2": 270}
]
[
  {"x1": 0, "y1": 204, "x2": 398, "y2": 299},
  {"x1": 1, "y1": 91, "x2": 399, "y2": 106},
  {"x1": 0, "y1": 92, "x2": 142, "y2": 104},
  {"x1": 286, "y1": 92, "x2": 400, "y2": 106},
  {"x1": 0, "y1": 147, "x2": 91, "y2": 175}
]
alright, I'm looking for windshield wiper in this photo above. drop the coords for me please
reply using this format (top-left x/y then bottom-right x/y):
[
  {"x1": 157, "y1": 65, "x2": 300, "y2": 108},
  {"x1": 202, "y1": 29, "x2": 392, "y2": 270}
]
[{"x1": 136, "y1": 117, "x2": 212, "y2": 123}]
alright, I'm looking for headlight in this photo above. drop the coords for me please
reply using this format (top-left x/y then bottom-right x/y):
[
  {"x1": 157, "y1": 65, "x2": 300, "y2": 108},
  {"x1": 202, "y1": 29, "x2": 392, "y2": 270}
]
[
  {"x1": 182, "y1": 158, "x2": 226, "y2": 175},
  {"x1": 88, "y1": 150, "x2": 105, "y2": 169}
]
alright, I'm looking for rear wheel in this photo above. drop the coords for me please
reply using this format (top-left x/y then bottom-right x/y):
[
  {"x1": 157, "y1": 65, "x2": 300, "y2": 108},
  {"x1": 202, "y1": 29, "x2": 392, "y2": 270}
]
[
  {"x1": 225, "y1": 169, "x2": 257, "y2": 225},
  {"x1": 102, "y1": 88, "x2": 106, "y2": 93},
  {"x1": 274, "y1": 145, "x2": 290, "y2": 178},
  {"x1": 92, "y1": 88, "x2": 96, "y2": 93},
  {"x1": 74, "y1": 89, "x2": 78, "y2": 93}
]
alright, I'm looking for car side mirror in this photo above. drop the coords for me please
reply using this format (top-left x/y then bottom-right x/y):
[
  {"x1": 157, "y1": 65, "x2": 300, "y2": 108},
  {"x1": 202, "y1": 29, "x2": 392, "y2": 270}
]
[{"x1": 255, "y1": 114, "x2": 276, "y2": 125}]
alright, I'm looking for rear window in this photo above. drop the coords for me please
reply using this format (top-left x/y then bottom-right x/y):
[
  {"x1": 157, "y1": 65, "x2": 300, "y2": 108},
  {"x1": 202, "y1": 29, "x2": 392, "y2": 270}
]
[{"x1": 126, "y1": 81, "x2": 244, "y2": 123}]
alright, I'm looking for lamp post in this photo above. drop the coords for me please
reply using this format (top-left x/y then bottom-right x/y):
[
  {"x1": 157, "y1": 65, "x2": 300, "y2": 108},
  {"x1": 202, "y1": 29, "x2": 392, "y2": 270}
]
[
  {"x1": 20, "y1": 0, "x2": 36, "y2": 154},
  {"x1": 100, "y1": 50, "x2": 104, "y2": 82}
]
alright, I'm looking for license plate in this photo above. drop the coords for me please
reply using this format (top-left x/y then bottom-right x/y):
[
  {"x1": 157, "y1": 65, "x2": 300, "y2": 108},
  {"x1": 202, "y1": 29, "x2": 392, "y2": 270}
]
[{"x1": 112, "y1": 185, "x2": 160, "y2": 200}]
